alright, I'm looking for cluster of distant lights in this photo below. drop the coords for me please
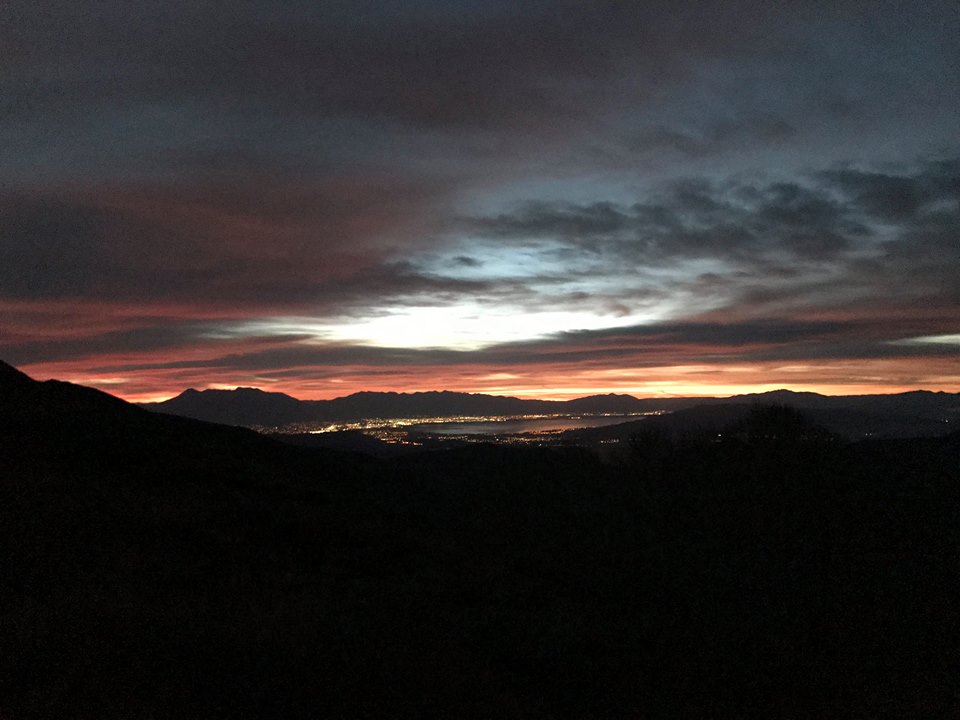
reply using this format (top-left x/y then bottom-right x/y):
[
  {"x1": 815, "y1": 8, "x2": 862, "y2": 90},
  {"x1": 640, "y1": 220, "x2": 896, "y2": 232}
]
[
  {"x1": 266, "y1": 411, "x2": 663, "y2": 445},
  {"x1": 364, "y1": 428, "x2": 589, "y2": 447}
]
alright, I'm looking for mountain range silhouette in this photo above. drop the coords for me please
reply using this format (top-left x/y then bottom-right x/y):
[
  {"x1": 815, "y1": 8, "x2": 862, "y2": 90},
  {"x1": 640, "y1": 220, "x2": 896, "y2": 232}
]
[
  {"x1": 139, "y1": 379, "x2": 960, "y2": 437},
  {"x1": 2, "y1": 359, "x2": 958, "y2": 717}
]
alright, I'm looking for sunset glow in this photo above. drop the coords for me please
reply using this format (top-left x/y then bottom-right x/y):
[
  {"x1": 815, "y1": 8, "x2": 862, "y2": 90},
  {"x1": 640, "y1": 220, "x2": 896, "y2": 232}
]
[{"x1": 2, "y1": 3, "x2": 958, "y2": 401}]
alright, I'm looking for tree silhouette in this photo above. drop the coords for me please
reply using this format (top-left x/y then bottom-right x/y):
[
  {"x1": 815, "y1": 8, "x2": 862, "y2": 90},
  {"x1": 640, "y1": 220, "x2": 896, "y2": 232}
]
[{"x1": 725, "y1": 403, "x2": 836, "y2": 444}]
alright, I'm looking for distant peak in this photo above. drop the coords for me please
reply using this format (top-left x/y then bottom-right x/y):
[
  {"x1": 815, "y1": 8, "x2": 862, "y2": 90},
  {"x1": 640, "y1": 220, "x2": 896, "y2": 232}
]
[
  {"x1": 177, "y1": 386, "x2": 275, "y2": 396},
  {"x1": 164, "y1": 386, "x2": 300, "y2": 403},
  {"x1": 752, "y1": 389, "x2": 821, "y2": 397}
]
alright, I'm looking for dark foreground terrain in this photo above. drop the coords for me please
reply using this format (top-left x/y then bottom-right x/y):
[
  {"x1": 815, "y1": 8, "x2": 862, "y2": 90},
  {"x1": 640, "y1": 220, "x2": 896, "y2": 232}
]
[{"x1": 1, "y1": 361, "x2": 958, "y2": 718}]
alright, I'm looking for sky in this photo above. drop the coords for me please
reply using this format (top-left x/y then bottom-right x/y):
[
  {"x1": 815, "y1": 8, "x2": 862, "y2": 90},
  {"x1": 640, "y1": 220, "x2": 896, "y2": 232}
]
[{"x1": 1, "y1": 1, "x2": 958, "y2": 401}]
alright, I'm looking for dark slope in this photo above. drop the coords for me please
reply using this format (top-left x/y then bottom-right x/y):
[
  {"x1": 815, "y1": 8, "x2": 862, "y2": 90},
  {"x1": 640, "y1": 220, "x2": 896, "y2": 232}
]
[
  {"x1": 0, "y1": 365, "x2": 387, "y2": 717},
  {"x1": 0, "y1": 359, "x2": 30, "y2": 380},
  {"x1": 0, "y1": 363, "x2": 336, "y2": 477},
  {"x1": 2, "y1": 361, "x2": 959, "y2": 718},
  {"x1": 740, "y1": 388, "x2": 960, "y2": 417},
  {"x1": 562, "y1": 400, "x2": 957, "y2": 445}
]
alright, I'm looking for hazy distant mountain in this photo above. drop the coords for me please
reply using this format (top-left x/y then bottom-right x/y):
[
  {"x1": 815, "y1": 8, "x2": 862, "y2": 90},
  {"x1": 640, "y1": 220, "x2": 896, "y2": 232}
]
[
  {"x1": 140, "y1": 384, "x2": 960, "y2": 434},
  {"x1": 141, "y1": 386, "x2": 307, "y2": 427},
  {"x1": 140, "y1": 388, "x2": 658, "y2": 427},
  {"x1": 562, "y1": 392, "x2": 659, "y2": 414}
]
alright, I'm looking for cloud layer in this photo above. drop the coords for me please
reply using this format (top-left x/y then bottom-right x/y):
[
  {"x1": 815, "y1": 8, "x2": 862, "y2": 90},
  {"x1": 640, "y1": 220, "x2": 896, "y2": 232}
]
[{"x1": 2, "y1": 1, "x2": 958, "y2": 399}]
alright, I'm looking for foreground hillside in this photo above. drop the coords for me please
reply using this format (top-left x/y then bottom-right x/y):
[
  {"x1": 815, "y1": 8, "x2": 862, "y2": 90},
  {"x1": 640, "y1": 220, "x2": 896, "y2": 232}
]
[{"x1": 1, "y1": 362, "x2": 958, "y2": 718}]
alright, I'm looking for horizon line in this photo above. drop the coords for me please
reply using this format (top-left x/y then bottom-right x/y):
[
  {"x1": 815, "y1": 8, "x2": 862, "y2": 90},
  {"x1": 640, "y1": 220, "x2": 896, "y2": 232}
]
[
  {"x1": 7, "y1": 359, "x2": 958, "y2": 405},
  {"x1": 106, "y1": 384, "x2": 960, "y2": 405}
]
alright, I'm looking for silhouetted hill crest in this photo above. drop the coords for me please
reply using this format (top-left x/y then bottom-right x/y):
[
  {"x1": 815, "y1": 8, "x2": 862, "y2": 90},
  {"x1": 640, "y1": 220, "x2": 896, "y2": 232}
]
[
  {"x1": 0, "y1": 359, "x2": 20, "y2": 374},
  {"x1": 0, "y1": 359, "x2": 32, "y2": 385}
]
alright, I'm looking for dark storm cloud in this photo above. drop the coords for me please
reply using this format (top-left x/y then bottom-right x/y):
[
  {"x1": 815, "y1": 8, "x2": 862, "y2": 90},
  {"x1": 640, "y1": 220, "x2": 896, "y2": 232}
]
[
  {"x1": 817, "y1": 160, "x2": 960, "y2": 303},
  {"x1": 85, "y1": 343, "x2": 468, "y2": 375},
  {"x1": 0, "y1": 178, "x2": 461, "y2": 307},
  {"x1": 466, "y1": 174, "x2": 870, "y2": 264},
  {"x1": 820, "y1": 159, "x2": 960, "y2": 222},
  {"x1": 473, "y1": 159, "x2": 958, "y2": 272},
  {"x1": 1, "y1": 322, "x2": 235, "y2": 366},
  {"x1": 463, "y1": 314, "x2": 960, "y2": 369},
  {"x1": 7, "y1": 1, "x2": 956, "y2": 185},
  {"x1": 2, "y1": 0, "x2": 621, "y2": 164},
  {"x1": 0, "y1": 2, "x2": 745, "y2": 128},
  {"x1": 314, "y1": 261, "x2": 543, "y2": 313},
  {"x1": 472, "y1": 202, "x2": 633, "y2": 241}
]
